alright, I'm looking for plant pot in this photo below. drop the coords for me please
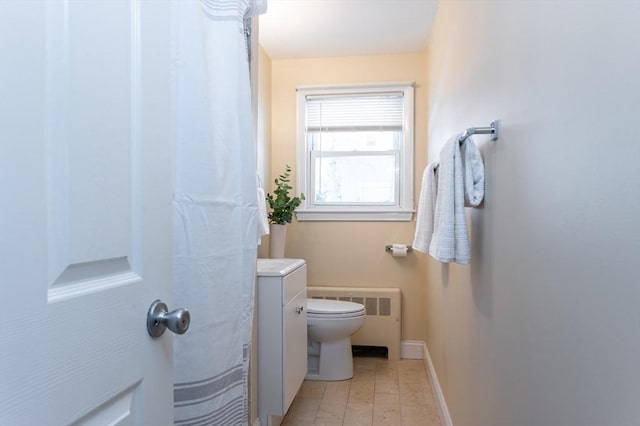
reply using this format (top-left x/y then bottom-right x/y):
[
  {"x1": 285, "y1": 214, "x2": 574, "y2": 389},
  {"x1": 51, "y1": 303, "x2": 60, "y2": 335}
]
[{"x1": 269, "y1": 224, "x2": 286, "y2": 259}]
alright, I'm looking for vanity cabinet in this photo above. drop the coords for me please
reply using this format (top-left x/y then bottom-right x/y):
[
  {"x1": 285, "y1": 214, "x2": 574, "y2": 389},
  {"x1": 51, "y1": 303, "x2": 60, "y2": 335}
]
[{"x1": 257, "y1": 259, "x2": 307, "y2": 426}]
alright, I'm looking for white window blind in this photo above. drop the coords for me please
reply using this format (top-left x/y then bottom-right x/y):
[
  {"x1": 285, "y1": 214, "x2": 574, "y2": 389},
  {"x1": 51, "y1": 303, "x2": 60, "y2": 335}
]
[{"x1": 306, "y1": 93, "x2": 404, "y2": 131}]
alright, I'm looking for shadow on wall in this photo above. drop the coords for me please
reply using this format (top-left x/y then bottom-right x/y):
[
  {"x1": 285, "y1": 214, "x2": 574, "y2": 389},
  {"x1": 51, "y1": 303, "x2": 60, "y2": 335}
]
[{"x1": 468, "y1": 141, "x2": 495, "y2": 320}]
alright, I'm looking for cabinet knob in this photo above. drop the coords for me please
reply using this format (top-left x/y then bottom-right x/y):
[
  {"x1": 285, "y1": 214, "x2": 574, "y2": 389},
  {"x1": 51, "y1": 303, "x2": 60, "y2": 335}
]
[{"x1": 295, "y1": 306, "x2": 304, "y2": 315}]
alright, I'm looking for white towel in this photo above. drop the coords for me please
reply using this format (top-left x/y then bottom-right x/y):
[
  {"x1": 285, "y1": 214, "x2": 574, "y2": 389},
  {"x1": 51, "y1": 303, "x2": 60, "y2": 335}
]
[
  {"x1": 412, "y1": 162, "x2": 439, "y2": 253},
  {"x1": 429, "y1": 135, "x2": 471, "y2": 264},
  {"x1": 257, "y1": 186, "x2": 269, "y2": 244},
  {"x1": 460, "y1": 137, "x2": 485, "y2": 207}
]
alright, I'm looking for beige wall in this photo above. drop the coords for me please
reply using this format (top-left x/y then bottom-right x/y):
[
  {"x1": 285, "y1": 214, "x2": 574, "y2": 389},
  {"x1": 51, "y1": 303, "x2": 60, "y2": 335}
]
[
  {"x1": 426, "y1": 1, "x2": 640, "y2": 424},
  {"x1": 268, "y1": 53, "x2": 430, "y2": 342},
  {"x1": 251, "y1": 40, "x2": 271, "y2": 425},
  {"x1": 257, "y1": 45, "x2": 272, "y2": 260},
  {"x1": 257, "y1": 46, "x2": 272, "y2": 195}
]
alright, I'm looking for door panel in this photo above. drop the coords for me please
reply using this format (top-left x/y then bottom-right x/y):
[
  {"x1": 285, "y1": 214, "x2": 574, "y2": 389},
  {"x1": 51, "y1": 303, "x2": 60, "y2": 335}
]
[
  {"x1": 71, "y1": 383, "x2": 141, "y2": 426},
  {"x1": 1, "y1": 1, "x2": 174, "y2": 424}
]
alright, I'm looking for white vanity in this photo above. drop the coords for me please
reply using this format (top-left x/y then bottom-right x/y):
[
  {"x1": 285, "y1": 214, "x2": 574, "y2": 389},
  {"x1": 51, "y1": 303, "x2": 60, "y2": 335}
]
[{"x1": 256, "y1": 258, "x2": 307, "y2": 426}]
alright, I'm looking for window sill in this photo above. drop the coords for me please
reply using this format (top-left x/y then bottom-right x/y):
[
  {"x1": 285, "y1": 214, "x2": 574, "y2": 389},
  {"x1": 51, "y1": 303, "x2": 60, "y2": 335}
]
[{"x1": 295, "y1": 210, "x2": 414, "y2": 222}]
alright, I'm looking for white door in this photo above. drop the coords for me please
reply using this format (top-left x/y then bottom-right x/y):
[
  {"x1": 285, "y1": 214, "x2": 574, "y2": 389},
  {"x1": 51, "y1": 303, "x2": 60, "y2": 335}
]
[{"x1": 0, "y1": 1, "x2": 176, "y2": 424}]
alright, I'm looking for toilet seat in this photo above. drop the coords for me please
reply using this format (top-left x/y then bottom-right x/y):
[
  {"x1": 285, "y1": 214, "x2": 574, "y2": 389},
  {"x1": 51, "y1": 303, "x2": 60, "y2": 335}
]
[{"x1": 307, "y1": 299, "x2": 366, "y2": 319}]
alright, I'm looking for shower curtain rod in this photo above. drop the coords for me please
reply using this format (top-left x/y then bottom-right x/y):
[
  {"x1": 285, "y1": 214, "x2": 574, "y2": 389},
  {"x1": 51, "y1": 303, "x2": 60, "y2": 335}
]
[{"x1": 459, "y1": 119, "x2": 499, "y2": 142}]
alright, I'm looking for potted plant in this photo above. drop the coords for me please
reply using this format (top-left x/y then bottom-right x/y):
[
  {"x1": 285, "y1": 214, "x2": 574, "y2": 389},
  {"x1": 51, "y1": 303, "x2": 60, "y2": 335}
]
[{"x1": 266, "y1": 165, "x2": 305, "y2": 258}]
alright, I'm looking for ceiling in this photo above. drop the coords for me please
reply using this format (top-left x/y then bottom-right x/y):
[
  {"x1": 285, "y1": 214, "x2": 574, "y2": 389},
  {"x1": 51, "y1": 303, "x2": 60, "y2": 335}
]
[{"x1": 259, "y1": 0, "x2": 439, "y2": 60}]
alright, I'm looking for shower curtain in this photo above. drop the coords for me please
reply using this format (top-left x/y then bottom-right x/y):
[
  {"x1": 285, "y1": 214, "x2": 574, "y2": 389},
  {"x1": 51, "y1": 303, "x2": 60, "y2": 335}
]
[{"x1": 172, "y1": 1, "x2": 266, "y2": 425}]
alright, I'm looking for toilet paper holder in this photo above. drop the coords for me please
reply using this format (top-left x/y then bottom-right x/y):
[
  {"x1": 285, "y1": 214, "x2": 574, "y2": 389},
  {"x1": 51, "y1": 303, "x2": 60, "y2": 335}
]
[{"x1": 384, "y1": 244, "x2": 412, "y2": 254}]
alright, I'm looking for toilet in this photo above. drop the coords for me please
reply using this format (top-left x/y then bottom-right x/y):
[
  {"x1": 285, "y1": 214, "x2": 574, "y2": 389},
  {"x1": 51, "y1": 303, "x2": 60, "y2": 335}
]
[{"x1": 305, "y1": 298, "x2": 366, "y2": 381}]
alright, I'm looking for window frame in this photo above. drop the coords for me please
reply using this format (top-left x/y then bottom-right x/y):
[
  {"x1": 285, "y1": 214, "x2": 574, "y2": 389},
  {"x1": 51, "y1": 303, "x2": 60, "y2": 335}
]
[{"x1": 295, "y1": 82, "x2": 415, "y2": 221}]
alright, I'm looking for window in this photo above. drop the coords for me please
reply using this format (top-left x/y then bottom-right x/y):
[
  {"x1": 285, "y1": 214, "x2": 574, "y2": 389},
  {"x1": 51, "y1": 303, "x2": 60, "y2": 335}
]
[{"x1": 295, "y1": 83, "x2": 414, "y2": 221}]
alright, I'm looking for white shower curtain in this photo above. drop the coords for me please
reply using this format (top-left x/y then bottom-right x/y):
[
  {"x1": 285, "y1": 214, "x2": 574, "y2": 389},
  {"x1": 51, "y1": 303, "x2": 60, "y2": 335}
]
[{"x1": 171, "y1": 1, "x2": 266, "y2": 425}]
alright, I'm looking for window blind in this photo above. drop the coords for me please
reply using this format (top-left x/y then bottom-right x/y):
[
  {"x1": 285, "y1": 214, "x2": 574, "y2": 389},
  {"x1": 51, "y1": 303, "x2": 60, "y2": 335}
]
[{"x1": 306, "y1": 93, "x2": 404, "y2": 132}]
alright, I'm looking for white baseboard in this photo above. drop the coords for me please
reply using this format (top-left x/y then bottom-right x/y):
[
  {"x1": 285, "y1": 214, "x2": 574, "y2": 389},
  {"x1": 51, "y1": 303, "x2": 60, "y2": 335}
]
[
  {"x1": 422, "y1": 342, "x2": 453, "y2": 426},
  {"x1": 400, "y1": 340, "x2": 425, "y2": 359}
]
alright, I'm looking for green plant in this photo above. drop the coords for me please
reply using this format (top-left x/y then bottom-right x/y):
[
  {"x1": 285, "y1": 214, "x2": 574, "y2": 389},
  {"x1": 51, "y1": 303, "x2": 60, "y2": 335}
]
[{"x1": 266, "y1": 165, "x2": 305, "y2": 225}]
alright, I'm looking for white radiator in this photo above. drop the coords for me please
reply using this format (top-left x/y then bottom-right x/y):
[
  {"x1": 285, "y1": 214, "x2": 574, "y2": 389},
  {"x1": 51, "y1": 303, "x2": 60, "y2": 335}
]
[{"x1": 307, "y1": 286, "x2": 401, "y2": 360}]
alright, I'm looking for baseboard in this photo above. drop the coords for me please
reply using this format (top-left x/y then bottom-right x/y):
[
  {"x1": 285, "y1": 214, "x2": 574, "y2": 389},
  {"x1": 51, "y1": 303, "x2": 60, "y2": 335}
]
[
  {"x1": 422, "y1": 342, "x2": 453, "y2": 426},
  {"x1": 400, "y1": 340, "x2": 425, "y2": 359}
]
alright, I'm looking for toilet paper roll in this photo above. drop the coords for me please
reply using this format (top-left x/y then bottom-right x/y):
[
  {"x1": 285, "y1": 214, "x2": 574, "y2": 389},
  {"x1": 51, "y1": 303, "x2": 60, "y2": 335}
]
[{"x1": 391, "y1": 244, "x2": 408, "y2": 257}]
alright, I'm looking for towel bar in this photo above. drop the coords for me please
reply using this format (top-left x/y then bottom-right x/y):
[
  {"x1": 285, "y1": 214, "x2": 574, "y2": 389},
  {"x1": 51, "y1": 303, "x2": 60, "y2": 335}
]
[{"x1": 459, "y1": 119, "x2": 499, "y2": 143}]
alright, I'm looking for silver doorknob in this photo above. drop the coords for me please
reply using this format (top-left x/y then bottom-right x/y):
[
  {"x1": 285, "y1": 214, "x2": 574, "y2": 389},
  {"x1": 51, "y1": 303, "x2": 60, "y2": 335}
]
[{"x1": 147, "y1": 300, "x2": 190, "y2": 338}]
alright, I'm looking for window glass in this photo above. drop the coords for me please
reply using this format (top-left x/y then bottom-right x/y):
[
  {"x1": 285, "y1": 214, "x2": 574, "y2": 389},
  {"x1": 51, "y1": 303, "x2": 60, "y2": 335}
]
[
  {"x1": 314, "y1": 154, "x2": 397, "y2": 204},
  {"x1": 309, "y1": 131, "x2": 399, "y2": 151}
]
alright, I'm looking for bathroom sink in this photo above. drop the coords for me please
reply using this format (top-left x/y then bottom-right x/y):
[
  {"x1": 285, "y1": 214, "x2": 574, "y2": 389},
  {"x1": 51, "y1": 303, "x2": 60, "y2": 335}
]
[{"x1": 256, "y1": 258, "x2": 305, "y2": 276}]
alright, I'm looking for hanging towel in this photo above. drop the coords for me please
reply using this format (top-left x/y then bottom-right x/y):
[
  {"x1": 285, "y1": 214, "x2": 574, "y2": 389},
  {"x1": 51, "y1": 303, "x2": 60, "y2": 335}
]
[
  {"x1": 460, "y1": 137, "x2": 485, "y2": 207},
  {"x1": 257, "y1": 186, "x2": 269, "y2": 244},
  {"x1": 412, "y1": 162, "x2": 439, "y2": 253},
  {"x1": 429, "y1": 135, "x2": 471, "y2": 264}
]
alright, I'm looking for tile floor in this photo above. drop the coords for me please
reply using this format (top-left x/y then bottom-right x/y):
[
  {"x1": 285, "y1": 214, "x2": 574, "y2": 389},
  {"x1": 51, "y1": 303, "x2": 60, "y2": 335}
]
[{"x1": 282, "y1": 356, "x2": 443, "y2": 426}]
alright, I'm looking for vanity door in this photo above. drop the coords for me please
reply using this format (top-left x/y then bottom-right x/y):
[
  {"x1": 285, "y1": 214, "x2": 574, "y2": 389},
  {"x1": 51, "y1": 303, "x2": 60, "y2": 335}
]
[{"x1": 283, "y1": 286, "x2": 308, "y2": 412}]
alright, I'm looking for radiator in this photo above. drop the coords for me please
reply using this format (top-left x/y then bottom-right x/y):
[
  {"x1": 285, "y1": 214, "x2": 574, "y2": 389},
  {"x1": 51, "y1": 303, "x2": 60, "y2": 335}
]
[{"x1": 307, "y1": 286, "x2": 401, "y2": 360}]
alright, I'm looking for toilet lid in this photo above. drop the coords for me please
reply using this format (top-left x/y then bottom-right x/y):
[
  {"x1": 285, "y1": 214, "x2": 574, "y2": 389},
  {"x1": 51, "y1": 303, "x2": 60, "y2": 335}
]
[{"x1": 307, "y1": 299, "x2": 365, "y2": 315}]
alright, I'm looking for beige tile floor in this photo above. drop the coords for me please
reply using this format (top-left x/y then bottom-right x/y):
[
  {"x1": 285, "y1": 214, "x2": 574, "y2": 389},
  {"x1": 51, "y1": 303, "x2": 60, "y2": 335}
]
[{"x1": 282, "y1": 357, "x2": 443, "y2": 426}]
